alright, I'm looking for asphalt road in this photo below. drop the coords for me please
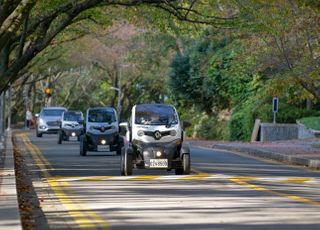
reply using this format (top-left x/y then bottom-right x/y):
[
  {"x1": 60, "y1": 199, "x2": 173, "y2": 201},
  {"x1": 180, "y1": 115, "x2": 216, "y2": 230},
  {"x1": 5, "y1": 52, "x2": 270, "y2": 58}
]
[{"x1": 15, "y1": 132, "x2": 320, "y2": 230}]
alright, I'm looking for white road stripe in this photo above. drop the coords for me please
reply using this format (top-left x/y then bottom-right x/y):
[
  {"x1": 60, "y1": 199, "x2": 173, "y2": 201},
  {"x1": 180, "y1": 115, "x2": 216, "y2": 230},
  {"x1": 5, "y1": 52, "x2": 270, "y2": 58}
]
[{"x1": 52, "y1": 174, "x2": 320, "y2": 184}]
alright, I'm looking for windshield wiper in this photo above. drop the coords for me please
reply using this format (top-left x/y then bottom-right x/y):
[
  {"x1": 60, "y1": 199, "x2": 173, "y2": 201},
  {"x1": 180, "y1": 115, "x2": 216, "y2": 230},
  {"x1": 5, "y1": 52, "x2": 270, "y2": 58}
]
[{"x1": 166, "y1": 118, "x2": 174, "y2": 128}]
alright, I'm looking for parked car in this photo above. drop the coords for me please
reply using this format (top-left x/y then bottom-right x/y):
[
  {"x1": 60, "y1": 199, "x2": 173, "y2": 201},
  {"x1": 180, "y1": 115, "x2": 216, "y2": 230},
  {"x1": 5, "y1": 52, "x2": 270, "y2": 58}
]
[
  {"x1": 57, "y1": 111, "x2": 84, "y2": 144},
  {"x1": 80, "y1": 107, "x2": 123, "y2": 156},
  {"x1": 119, "y1": 103, "x2": 191, "y2": 176},
  {"x1": 36, "y1": 107, "x2": 67, "y2": 137}
]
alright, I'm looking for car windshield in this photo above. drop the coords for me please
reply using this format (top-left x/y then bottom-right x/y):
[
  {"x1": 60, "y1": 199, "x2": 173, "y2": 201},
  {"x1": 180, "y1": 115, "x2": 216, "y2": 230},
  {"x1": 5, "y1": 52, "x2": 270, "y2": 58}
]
[
  {"x1": 135, "y1": 104, "x2": 178, "y2": 125},
  {"x1": 42, "y1": 109, "x2": 65, "y2": 116},
  {"x1": 88, "y1": 109, "x2": 116, "y2": 123},
  {"x1": 63, "y1": 112, "x2": 82, "y2": 121}
]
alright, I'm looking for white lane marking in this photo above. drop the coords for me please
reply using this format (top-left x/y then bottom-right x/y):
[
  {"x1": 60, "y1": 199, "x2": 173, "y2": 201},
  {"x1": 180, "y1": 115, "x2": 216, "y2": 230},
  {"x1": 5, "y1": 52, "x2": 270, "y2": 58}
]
[{"x1": 51, "y1": 174, "x2": 320, "y2": 184}]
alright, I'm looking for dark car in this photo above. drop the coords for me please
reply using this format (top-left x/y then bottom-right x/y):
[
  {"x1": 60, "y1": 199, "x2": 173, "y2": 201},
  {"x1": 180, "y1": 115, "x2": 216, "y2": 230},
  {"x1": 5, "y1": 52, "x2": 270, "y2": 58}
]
[{"x1": 80, "y1": 107, "x2": 124, "y2": 156}]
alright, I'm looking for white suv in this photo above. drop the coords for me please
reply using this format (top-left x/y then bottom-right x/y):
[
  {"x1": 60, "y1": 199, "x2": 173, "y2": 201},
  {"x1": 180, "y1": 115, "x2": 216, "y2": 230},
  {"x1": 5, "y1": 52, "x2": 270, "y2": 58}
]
[{"x1": 36, "y1": 107, "x2": 67, "y2": 137}]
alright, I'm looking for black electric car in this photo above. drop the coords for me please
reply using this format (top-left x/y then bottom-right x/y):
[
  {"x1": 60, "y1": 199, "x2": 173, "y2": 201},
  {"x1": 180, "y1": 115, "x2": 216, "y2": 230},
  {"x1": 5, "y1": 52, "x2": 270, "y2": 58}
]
[
  {"x1": 120, "y1": 104, "x2": 191, "y2": 176},
  {"x1": 80, "y1": 107, "x2": 123, "y2": 156}
]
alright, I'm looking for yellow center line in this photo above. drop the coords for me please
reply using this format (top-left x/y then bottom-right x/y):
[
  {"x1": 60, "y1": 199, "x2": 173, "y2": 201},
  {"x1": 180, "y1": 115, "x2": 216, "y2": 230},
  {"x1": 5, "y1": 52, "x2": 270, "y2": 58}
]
[
  {"x1": 20, "y1": 133, "x2": 110, "y2": 229},
  {"x1": 230, "y1": 178, "x2": 320, "y2": 206},
  {"x1": 279, "y1": 177, "x2": 312, "y2": 183},
  {"x1": 48, "y1": 181, "x2": 97, "y2": 229},
  {"x1": 61, "y1": 181, "x2": 109, "y2": 229},
  {"x1": 128, "y1": 175, "x2": 161, "y2": 181}
]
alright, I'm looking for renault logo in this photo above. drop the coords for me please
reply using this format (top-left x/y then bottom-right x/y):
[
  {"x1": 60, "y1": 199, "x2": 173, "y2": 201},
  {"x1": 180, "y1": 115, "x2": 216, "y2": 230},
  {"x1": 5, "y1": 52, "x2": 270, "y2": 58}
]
[{"x1": 154, "y1": 131, "x2": 162, "y2": 140}]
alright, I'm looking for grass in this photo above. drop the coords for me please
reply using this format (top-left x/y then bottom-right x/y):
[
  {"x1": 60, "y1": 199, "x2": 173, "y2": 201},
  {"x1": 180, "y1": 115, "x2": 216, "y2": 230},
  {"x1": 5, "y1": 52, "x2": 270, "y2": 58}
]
[{"x1": 299, "y1": 116, "x2": 320, "y2": 130}]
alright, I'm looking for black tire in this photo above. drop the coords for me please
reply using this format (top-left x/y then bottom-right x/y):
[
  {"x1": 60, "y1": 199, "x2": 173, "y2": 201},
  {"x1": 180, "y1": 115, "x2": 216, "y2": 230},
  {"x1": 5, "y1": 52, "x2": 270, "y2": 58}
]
[
  {"x1": 57, "y1": 131, "x2": 62, "y2": 144},
  {"x1": 36, "y1": 130, "x2": 42, "y2": 138},
  {"x1": 182, "y1": 153, "x2": 191, "y2": 175},
  {"x1": 121, "y1": 147, "x2": 133, "y2": 176},
  {"x1": 175, "y1": 154, "x2": 191, "y2": 175},
  {"x1": 80, "y1": 136, "x2": 87, "y2": 156}
]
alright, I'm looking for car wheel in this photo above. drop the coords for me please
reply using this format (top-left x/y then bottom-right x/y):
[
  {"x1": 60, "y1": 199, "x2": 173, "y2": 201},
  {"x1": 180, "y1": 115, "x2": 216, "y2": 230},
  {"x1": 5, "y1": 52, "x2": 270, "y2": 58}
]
[
  {"x1": 116, "y1": 147, "x2": 121, "y2": 155},
  {"x1": 57, "y1": 131, "x2": 62, "y2": 144},
  {"x1": 182, "y1": 153, "x2": 191, "y2": 175},
  {"x1": 80, "y1": 136, "x2": 87, "y2": 156},
  {"x1": 175, "y1": 154, "x2": 190, "y2": 175},
  {"x1": 121, "y1": 147, "x2": 132, "y2": 176},
  {"x1": 36, "y1": 130, "x2": 42, "y2": 138}
]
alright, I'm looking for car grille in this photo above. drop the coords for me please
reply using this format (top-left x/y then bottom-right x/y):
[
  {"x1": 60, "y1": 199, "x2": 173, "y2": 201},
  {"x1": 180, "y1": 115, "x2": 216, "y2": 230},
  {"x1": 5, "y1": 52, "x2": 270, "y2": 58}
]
[
  {"x1": 47, "y1": 121, "x2": 60, "y2": 126},
  {"x1": 66, "y1": 123, "x2": 79, "y2": 128}
]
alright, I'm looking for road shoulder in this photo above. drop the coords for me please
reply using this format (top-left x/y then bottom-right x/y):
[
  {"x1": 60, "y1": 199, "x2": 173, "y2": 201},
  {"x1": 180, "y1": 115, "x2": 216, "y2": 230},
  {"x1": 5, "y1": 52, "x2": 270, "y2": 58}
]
[
  {"x1": 0, "y1": 131, "x2": 22, "y2": 230},
  {"x1": 189, "y1": 139, "x2": 320, "y2": 170}
]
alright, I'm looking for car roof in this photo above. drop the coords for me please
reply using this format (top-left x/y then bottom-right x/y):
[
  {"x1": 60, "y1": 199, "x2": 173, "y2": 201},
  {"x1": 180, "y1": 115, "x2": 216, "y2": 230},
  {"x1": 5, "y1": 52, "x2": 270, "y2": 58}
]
[
  {"x1": 87, "y1": 107, "x2": 115, "y2": 111},
  {"x1": 135, "y1": 103, "x2": 175, "y2": 109},
  {"x1": 64, "y1": 110, "x2": 82, "y2": 113},
  {"x1": 42, "y1": 107, "x2": 67, "y2": 110}
]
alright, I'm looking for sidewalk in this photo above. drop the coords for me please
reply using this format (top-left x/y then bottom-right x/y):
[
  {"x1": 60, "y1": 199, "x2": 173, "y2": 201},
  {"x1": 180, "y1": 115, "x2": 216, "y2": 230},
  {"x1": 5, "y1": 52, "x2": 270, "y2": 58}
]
[
  {"x1": 0, "y1": 131, "x2": 22, "y2": 229},
  {"x1": 189, "y1": 138, "x2": 320, "y2": 170}
]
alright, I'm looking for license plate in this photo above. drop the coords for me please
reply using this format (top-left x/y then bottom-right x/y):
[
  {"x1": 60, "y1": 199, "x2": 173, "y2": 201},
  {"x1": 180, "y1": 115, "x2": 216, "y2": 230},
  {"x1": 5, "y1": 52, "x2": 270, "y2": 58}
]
[
  {"x1": 150, "y1": 159, "x2": 168, "y2": 168},
  {"x1": 69, "y1": 136, "x2": 77, "y2": 141},
  {"x1": 97, "y1": 145, "x2": 110, "y2": 152}
]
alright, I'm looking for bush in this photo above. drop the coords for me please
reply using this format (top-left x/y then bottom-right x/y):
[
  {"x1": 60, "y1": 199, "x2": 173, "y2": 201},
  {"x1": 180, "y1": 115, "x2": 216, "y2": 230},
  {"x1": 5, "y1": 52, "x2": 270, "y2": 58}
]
[
  {"x1": 229, "y1": 106, "x2": 255, "y2": 141},
  {"x1": 299, "y1": 117, "x2": 320, "y2": 130},
  {"x1": 194, "y1": 115, "x2": 229, "y2": 140}
]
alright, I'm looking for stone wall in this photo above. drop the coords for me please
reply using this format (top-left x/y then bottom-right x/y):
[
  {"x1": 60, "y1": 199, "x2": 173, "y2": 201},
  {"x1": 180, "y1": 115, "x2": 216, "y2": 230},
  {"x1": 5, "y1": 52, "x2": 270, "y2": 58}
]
[
  {"x1": 260, "y1": 123, "x2": 298, "y2": 142},
  {"x1": 297, "y1": 122, "x2": 316, "y2": 139}
]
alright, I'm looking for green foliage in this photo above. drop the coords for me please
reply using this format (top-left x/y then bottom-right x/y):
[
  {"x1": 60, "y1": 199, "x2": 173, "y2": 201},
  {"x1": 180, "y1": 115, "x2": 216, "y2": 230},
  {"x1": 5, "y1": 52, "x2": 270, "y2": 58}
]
[
  {"x1": 299, "y1": 117, "x2": 320, "y2": 130},
  {"x1": 169, "y1": 31, "x2": 244, "y2": 114}
]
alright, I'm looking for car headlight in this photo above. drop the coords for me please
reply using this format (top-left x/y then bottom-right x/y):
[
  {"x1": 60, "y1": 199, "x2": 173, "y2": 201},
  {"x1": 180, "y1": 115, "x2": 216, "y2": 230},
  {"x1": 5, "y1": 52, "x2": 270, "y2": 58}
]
[
  {"x1": 137, "y1": 130, "x2": 144, "y2": 136},
  {"x1": 170, "y1": 130, "x2": 177, "y2": 136}
]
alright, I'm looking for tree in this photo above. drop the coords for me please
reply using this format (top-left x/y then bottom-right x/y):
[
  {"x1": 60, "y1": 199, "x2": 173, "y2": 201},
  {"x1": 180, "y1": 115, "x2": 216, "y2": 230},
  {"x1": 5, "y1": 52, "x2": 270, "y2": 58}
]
[{"x1": 0, "y1": 0, "x2": 239, "y2": 93}]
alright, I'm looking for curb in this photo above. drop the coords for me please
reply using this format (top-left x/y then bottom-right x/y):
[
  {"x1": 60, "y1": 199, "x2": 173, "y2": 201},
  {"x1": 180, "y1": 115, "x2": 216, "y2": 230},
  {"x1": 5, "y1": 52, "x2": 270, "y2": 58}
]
[
  {"x1": 212, "y1": 144, "x2": 320, "y2": 170},
  {"x1": 0, "y1": 131, "x2": 22, "y2": 229}
]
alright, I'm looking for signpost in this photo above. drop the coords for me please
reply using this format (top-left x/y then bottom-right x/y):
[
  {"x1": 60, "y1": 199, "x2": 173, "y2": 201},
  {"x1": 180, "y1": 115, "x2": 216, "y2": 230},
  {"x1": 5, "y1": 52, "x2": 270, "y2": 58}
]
[{"x1": 272, "y1": 97, "x2": 278, "y2": 124}]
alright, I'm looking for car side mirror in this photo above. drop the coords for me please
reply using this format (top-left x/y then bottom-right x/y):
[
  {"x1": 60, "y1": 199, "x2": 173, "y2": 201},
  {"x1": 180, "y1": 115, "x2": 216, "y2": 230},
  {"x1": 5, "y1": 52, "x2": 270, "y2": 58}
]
[
  {"x1": 119, "y1": 122, "x2": 128, "y2": 136},
  {"x1": 182, "y1": 121, "x2": 191, "y2": 129}
]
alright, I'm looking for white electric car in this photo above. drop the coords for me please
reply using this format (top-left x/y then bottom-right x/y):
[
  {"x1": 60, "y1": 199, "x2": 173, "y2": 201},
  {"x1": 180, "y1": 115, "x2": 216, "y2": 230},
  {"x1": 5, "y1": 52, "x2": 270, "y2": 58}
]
[
  {"x1": 80, "y1": 107, "x2": 123, "y2": 156},
  {"x1": 120, "y1": 104, "x2": 191, "y2": 176}
]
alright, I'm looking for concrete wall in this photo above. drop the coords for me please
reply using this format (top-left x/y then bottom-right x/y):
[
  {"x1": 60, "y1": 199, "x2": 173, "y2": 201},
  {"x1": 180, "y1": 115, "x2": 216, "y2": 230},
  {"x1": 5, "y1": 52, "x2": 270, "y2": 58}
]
[
  {"x1": 297, "y1": 123, "x2": 316, "y2": 139},
  {"x1": 260, "y1": 123, "x2": 298, "y2": 142}
]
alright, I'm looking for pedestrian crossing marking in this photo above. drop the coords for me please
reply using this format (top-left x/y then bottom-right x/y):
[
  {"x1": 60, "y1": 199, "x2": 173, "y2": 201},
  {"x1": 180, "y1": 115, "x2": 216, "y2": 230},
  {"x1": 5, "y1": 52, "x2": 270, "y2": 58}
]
[{"x1": 49, "y1": 174, "x2": 320, "y2": 185}]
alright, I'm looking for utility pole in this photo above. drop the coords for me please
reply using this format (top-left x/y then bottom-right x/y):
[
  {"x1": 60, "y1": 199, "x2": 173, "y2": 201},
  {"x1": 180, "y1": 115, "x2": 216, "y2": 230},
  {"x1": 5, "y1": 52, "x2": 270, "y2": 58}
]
[
  {"x1": 6, "y1": 84, "x2": 11, "y2": 131},
  {"x1": 0, "y1": 92, "x2": 4, "y2": 138}
]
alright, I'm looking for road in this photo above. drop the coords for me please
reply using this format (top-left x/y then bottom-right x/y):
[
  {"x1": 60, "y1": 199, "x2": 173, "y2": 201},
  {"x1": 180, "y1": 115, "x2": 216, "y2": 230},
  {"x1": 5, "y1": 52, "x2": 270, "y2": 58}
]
[{"x1": 14, "y1": 132, "x2": 320, "y2": 230}]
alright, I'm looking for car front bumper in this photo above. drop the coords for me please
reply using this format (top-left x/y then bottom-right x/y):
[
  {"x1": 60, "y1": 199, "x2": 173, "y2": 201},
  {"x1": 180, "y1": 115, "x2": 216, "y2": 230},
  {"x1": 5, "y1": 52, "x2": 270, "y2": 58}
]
[
  {"x1": 132, "y1": 139, "x2": 182, "y2": 169},
  {"x1": 38, "y1": 125, "x2": 60, "y2": 134},
  {"x1": 62, "y1": 128, "x2": 83, "y2": 137},
  {"x1": 85, "y1": 132, "x2": 122, "y2": 151}
]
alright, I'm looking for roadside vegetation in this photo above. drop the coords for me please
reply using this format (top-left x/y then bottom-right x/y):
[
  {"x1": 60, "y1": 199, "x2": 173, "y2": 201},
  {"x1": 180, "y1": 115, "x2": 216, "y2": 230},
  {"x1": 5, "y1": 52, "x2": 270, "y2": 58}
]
[
  {"x1": 299, "y1": 117, "x2": 320, "y2": 130},
  {"x1": 1, "y1": 1, "x2": 319, "y2": 140}
]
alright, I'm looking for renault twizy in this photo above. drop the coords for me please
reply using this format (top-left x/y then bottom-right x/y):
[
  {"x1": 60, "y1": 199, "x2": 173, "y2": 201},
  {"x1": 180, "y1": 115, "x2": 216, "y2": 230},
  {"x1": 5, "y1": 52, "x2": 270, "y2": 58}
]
[
  {"x1": 80, "y1": 107, "x2": 123, "y2": 156},
  {"x1": 120, "y1": 104, "x2": 191, "y2": 176},
  {"x1": 58, "y1": 111, "x2": 84, "y2": 144}
]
